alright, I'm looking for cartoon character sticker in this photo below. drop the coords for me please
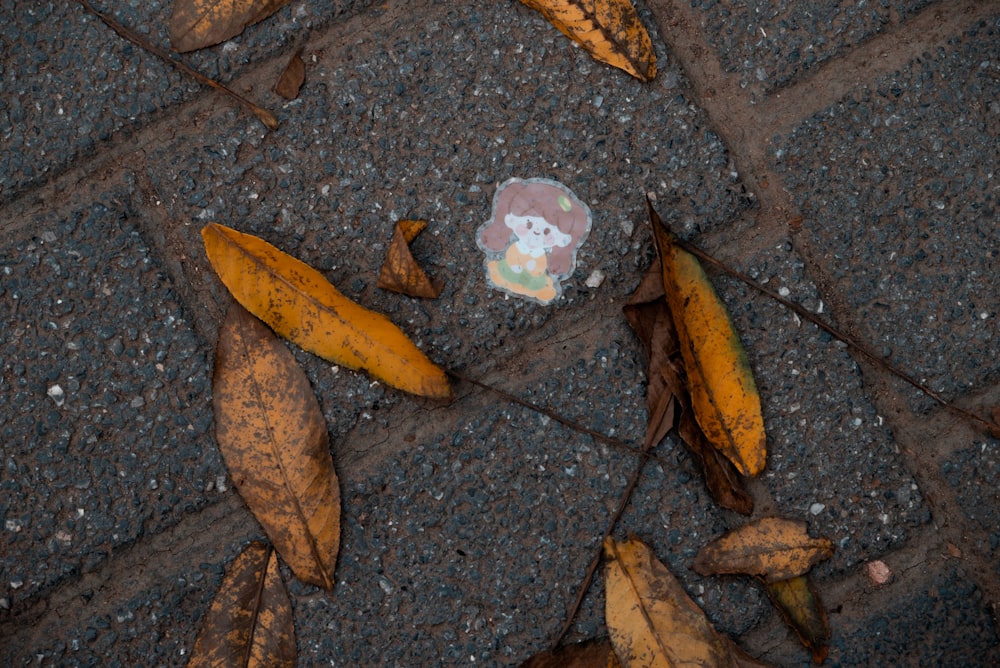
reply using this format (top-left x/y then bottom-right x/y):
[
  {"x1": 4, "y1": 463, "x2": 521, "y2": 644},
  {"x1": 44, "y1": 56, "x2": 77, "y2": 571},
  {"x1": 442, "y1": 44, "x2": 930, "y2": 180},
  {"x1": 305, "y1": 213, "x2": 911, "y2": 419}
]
[{"x1": 477, "y1": 177, "x2": 592, "y2": 305}]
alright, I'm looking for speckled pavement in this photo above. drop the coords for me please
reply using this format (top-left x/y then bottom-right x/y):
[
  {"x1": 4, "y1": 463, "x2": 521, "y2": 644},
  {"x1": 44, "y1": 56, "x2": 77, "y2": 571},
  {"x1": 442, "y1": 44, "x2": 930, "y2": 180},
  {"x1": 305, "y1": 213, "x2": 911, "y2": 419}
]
[{"x1": 1, "y1": 0, "x2": 997, "y2": 665}]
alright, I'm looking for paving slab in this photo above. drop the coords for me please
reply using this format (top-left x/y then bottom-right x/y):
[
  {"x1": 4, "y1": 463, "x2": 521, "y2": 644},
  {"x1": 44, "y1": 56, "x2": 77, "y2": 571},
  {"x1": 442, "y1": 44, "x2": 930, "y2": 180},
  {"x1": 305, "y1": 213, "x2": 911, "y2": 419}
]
[
  {"x1": 687, "y1": 0, "x2": 934, "y2": 97},
  {"x1": 0, "y1": 189, "x2": 224, "y2": 609},
  {"x1": 773, "y1": 17, "x2": 999, "y2": 411}
]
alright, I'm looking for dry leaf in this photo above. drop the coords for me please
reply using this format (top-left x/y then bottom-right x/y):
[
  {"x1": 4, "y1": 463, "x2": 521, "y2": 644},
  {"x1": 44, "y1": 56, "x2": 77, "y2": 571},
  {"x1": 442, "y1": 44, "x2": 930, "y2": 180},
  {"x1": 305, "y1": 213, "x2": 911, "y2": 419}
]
[
  {"x1": 648, "y1": 199, "x2": 766, "y2": 477},
  {"x1": 624, "y1": 258, "x2": 753, "y2": 515},
  {"x1": 378, "y1": 219, "x2": 444, "y2": 298},
  {"x1": 190, "y1": 541, "x2": 295, "y2": 668},
  {"x1": 678, "y1": 413, "x2": 754, "y2": 516},
  {"x1": 765, "y1": 575, "x2": 830, "y2": 664},
  {"x1": 273, "y1": 47, "x2": 305, "y2": 100},
  {"x1": 170, "y1": 0, "x2": 291, "y2": 52},
  {"x1": 202, "y1": 223, "x2": 452, "y2": 399},
  {"x1": 520, "y1": 638, "x2": 619, "y2": 668},
  {"x1": 692, "y1": 517, "x2": 834, "y2": 583},
  {"x1": 213, "y1": 303, "x2": 341, "y2": 589},
  {"x1": 623, "y1": 257, "x2": 680, "y2": 450},
  {"x1": 604, "y1": 536, "x2": 743, "y2": 667},
  {"x1": 519, "y1": 0, "x2": 656, "y2": 81}
]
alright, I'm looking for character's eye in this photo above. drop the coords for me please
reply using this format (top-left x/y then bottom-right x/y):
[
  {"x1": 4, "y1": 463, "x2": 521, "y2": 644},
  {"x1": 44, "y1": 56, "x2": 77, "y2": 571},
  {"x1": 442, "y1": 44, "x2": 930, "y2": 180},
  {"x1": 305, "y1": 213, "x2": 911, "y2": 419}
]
[
  {"x1": 543, "y1": 228, "x2": 551, "y2": 235},
  {"x1": 526, "y1": 221, "x2": 533, "y2": 230}
]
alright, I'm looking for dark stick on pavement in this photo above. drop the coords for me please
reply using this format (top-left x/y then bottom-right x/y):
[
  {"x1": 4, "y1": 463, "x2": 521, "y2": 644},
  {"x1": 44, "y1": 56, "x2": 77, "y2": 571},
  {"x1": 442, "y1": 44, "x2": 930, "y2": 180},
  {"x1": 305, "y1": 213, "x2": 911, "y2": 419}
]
[{"x1": 76, "y1": 0, "x2": 279, "y2": 130}]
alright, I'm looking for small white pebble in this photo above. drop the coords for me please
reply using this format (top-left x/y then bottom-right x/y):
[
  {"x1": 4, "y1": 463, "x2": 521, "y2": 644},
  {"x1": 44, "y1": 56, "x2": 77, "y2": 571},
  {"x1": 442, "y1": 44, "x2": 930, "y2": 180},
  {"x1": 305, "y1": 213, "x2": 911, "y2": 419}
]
[
  {"x1": 47, "y1": 384, "x2": 65, "y2": 406},
  {"x1": 585, "y1": 269, "x2": 606, "y2": 289},
  {"x1": 778, "y1": 286, "x2": 790, "y2": 297},
  {"x1": 809, "y1": 502, "x2": 825, "y2": 515}
]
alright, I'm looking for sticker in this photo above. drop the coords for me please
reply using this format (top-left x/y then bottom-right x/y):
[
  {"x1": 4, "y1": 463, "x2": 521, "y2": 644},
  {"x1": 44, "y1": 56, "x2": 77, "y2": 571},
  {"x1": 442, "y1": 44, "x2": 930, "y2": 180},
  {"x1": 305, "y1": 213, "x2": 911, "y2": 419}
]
[{"x1": 476, "y1": 177, "x2": 592, "y2": 305}]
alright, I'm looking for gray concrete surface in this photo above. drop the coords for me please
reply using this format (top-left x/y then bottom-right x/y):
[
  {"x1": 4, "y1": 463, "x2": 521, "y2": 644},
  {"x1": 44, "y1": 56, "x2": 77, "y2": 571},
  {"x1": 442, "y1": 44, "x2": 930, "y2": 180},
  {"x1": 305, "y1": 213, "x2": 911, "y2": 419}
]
[{"x1": 1, "y1": 0, "x2": 998, "y2": 666}]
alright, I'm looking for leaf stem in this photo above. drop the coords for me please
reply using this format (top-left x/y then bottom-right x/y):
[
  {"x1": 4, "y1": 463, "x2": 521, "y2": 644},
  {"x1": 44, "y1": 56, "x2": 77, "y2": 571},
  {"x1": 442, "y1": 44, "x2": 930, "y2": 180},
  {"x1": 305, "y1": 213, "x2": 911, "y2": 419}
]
[
  {"x1": 447, "y1": 369, "x2": 668, "y2": 465},
  {"x1": 76, "y1": 0, "x2": 278, "y2": 130},
  {"x1": 550, "y1": 434, "x2": 655, "y2": 650}
]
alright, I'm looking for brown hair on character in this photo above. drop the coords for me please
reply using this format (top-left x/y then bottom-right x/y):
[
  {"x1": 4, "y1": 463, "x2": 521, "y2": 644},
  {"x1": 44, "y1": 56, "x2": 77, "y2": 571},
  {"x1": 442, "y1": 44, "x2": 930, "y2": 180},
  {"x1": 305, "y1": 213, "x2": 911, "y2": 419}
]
[{"x1": 478, "y1": 179, "x2": 591, "y2": 276}]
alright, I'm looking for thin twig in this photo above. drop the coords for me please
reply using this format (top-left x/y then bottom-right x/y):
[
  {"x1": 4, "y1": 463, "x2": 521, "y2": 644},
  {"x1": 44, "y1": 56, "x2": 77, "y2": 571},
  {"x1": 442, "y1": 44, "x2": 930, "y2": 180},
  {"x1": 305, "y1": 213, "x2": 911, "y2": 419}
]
[
  {"x1": 77, "y1": 0, "x2": 278, "y2": 130},
  {"x1": 445, "y1": 371, "x2": 668, "y2": 647},
  {"x1": 447, "y1": 369, "x2": 669, "y2": 466},
  {"x1": 672, "y1": 238, "x2": 1000, "y2": 439},
  {"x1": 549, "y1": 435, "x2": 655, "y2": 650}
]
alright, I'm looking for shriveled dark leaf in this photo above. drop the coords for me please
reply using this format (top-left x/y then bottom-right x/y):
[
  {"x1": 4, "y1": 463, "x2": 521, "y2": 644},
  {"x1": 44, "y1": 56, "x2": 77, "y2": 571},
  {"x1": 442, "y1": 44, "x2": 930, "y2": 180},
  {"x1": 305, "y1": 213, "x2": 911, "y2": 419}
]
[
  {"x1": 678, "y1": 408, "x2": 754, "y2": 515},
  {"x1": 273, "y1": 48, "x2": 305, "y2": 100},
  {"x1": 766, "y1": 575, "x2": 830, "y2": 664},
  {"x1": 377, "y1": 219, "x2": 443, "y2": 298},
  {"x1": 624, "y1": 257, "x2": 680, "y2": 451},
  {"x1": 189, "y1": 541, "x2": 295, "y2": 668},
  {"x1": 520, "y1": 638, "x2": 618, "y2": 668}
]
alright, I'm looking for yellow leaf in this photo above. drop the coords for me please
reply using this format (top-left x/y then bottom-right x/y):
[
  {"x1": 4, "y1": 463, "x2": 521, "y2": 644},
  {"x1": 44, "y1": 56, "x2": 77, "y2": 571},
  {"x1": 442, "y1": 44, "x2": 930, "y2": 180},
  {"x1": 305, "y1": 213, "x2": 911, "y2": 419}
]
[
  {"x1": 765, "y1": 575, "x2": 830, "y2": 664},
  {"x1": 170, "y1": 0, "x2": 291, "y2": 52},
  {"x1": 648, "y1": 200, "x2": 766, "y2": 476},
  {"x1": 202, "y1": 223, "x2": 452, "y2": 399},
  {"x1": 604, "y1": 536, "x2": 738, "y2": 667},
  {"x1": 692, "y1": 517, "x2": 834, "y2": 583},
  {"x1": 377, "y1": 220, "x2": 444, "y2": 299},
  {"x1": 213, "y1": 303, "x2": 341, "y2": 589},
  {"x1": 519, "y1": 0, "x2": 656, "y2": 81},
  {"x1": 624, "y1": 257, "x2": 754, "y2": 515},
  {"x1": 190, "y1": 542, "x2": 295, "y2": 667}
]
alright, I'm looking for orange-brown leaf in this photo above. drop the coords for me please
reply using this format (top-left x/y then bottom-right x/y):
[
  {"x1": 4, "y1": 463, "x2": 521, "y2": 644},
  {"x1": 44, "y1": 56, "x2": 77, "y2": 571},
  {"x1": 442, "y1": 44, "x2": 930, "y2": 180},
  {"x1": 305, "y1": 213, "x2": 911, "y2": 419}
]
[
  {"x1": 378, "y1": 220, "x2": 444, "y2": 299},
  {"x1": 213, "y1": 303, "x2": 341, "y2": 589},
  {"x1": 273, "y1": 48, "x2": 305, "y2": 100},
  {"x1": 202, "y1": 222, "x2": 451, "y2": 399},
  {"x1": 170, "y1": 0, "x2": 291, "y2": 52},
  {"x1": 604, "y1": 536, "x2": 741, "y2": 667},
  {"x1": 648, "y1": 199, "x2": 766, "y2": 477},
  {"x1": 692, "y1": 517, "x2": 834, "y2": 583},
  {"x1": 190, "y1": 542, "x2": 295, "y2": 668},
  {"x1": 519, "y1": 0, "x2": 656, "y2": 81},
  {"x1": 765, "y1": 575, "x2": 830, "y2": 664}
]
